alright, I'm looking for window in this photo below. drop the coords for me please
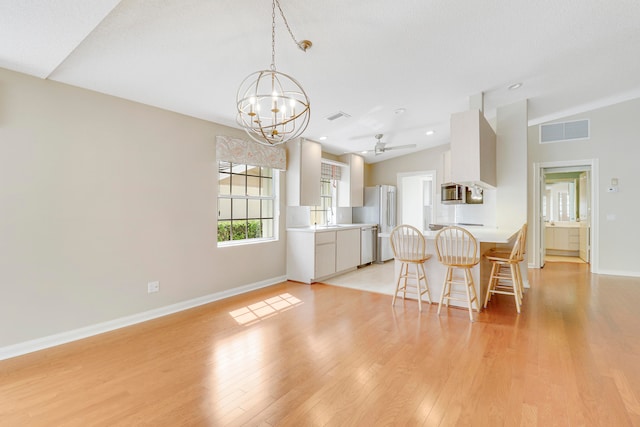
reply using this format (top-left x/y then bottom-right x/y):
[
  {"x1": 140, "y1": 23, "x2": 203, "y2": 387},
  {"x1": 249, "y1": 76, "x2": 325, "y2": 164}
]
[
  {"x1": 310, "y1": 162, "x2": 339, "y2": 226},
  {"x1": 310, "y1": 178, "x2": 334, "y2": 225},
  {"x1": 218, "y1": 161, "x2": 277, "y2": 244}
]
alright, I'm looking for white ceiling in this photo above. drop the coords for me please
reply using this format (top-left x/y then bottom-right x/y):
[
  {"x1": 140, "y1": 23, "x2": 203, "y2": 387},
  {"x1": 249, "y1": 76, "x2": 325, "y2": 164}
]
[{"x1": 2, "y1": 0, "x2": 640, "y2": 163}]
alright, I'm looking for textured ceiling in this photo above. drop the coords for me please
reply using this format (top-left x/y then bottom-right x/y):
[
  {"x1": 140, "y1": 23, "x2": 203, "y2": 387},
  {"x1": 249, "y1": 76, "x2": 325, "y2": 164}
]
[{"x1": 1, "y1": 0, "x2": 640, "y2": 162}]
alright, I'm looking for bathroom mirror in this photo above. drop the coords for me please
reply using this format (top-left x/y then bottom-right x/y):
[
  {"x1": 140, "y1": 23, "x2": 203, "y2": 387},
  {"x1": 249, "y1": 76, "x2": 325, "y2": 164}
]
[{"x1": 543, "y1": 171, "x2": 589, "y2": 222}]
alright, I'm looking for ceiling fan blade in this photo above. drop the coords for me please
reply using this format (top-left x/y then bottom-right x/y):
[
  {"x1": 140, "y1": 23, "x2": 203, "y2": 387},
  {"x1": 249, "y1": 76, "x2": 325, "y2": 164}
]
[{"x1": 383, "y1": 144, "x2": 417, "y2": 151}]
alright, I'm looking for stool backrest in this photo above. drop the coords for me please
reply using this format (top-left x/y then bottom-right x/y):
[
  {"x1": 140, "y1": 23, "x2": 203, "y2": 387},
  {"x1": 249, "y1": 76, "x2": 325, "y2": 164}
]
[
  {"x1": 434, "y1": 226, "x2": 479, "y2": 267},
  {"x1": 509, "y1": 223, "x2": 528, "y2": 261},
  {"x1": 390, "y1": 224, "x2": 427, "y2": 262}
]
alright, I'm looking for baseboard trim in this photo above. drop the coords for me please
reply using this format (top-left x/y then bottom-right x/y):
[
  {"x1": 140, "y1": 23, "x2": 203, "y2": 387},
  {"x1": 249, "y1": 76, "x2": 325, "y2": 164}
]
[
  {"x1": 596, "y1": 269, "x2": 640, "y2": 278},
  {"x1": 0, "y1": 276, "x2": 286, "y2": 361}
]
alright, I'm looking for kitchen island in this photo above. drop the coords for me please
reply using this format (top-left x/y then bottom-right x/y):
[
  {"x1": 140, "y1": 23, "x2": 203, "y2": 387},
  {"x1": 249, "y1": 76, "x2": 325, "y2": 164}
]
[{"x1": 387, "y1": 226, "x2": 520, "y2": 311}]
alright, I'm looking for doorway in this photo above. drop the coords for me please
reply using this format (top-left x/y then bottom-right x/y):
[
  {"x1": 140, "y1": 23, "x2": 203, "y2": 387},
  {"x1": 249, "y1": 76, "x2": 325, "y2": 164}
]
[
  {"x1": 533, "y1": 160, "x2": 599, "y2": 272},
  {"x1": 397, "y1": 171, "x2": 435, "y2": 231}
]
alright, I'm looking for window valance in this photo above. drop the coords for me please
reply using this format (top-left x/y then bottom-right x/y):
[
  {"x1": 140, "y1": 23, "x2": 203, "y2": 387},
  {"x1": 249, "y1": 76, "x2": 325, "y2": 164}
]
[{"x1": 216, "y1": 135, "x2": 286, "y2": 171}]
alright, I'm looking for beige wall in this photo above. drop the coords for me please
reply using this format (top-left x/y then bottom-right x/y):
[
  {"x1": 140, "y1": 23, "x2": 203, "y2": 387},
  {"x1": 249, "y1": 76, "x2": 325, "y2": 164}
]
[
  {"x1": 0, "y1": 68, "x2": 287, "y2": 347},
  {"x1": 367, "y1": 144, "x2": 450, "y2": 187},
  {"x1": 528, "y1": 97, "x2": 640, "y2": 276},
  {"x1": 496, "y1": 100, "x2": 528, "y2": 229}
]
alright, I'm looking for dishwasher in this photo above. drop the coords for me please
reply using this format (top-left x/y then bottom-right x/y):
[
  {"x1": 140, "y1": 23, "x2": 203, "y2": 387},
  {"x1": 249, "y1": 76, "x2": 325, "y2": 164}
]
[{"x1": 359, "y1": 225, "x2": 377, "y2": 266}]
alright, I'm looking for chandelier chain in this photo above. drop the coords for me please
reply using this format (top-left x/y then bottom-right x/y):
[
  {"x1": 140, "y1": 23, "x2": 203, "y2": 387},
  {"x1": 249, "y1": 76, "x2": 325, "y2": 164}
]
[
  {"x1": 271, "y1": 0, "x2": 305, "y2": 70},
  {"x1": 271, "y1": 0, "x2": 276, "y2": 70},
  {"x1": 275, "y1": 0, "x2": 302, "y2": 48}
]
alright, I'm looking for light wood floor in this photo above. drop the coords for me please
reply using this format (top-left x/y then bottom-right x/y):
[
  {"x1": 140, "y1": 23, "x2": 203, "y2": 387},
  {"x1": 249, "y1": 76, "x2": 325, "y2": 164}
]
[
  {"x1": 545, "y1": 255, "x2": 587, "y2": 264},
  {"x1": 2, "y1": 263, "x2": 640, "y2": 426}
]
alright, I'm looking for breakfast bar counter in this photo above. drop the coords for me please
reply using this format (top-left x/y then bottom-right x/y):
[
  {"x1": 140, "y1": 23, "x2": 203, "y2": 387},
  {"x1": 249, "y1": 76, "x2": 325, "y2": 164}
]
[{"x1": 390, "y1": 226, "x2": 520, "y2": 311}]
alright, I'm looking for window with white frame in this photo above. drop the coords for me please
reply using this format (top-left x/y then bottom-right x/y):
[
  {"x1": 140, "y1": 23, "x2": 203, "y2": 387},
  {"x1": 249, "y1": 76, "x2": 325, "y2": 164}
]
[
  {"x1": 217, "y1": 161, "x2": 276, "y2": 244},
  {"x1": 310, "y1": 162, "x2": 340, "y2": 226}
]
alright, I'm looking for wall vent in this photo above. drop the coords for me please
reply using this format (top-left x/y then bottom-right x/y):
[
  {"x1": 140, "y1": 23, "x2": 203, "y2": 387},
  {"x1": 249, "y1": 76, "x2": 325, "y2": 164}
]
[
  {"x1": 325, "y1": 111, "x2": 351, "y2": 121},
  {"x1": 540, "y1": 119, "x2": 589, "y2": 144}
]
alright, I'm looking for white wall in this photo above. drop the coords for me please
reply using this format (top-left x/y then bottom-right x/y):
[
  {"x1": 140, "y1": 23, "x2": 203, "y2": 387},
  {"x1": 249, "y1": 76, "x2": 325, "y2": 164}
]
[
  {"x1": 0, "y1": 68, "x2": 287, "y2": 349},
  {"x1": 528, "y1": 97, "x2": 640, "y2": 276}
]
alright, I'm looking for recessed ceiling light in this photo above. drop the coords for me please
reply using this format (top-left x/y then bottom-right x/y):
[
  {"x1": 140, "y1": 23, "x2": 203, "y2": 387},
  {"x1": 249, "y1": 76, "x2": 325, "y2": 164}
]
[
  {"x1": 318, "y1": 136, "x2": 327, "y2": 141},
  {"x1": 508, "y1": 82, "x2": 523, "y2": 91},
  {"x1": 425, "y1": 130, "x2": 435, "y2": 136},
  {"x1": 394, "y1": 108, "x2": 406, "y2": 114}
]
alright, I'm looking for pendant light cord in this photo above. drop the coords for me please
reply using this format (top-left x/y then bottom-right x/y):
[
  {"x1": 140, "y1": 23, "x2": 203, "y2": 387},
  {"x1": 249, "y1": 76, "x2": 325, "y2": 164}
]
[{"x1": 271, "y1": 0, "x2": 306, "y2": 71}]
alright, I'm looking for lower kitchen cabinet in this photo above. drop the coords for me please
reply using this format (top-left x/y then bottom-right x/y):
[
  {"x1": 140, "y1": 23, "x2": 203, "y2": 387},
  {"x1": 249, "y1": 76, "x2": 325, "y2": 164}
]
[
  {"x1": 314, "y1": 231, "x2": 336, "y2": 278},
  {"x1": 287, "y1": 227, "x2": 361, "y2": 284},
  {"x1": 336, "y1": 228, "x2": 360, "y2": 272}
]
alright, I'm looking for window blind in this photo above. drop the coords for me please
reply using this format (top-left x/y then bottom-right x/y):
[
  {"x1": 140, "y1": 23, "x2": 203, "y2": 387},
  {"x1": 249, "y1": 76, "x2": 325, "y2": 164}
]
[{"x1": 321, "y1": 162, "x2": 341, "y2": 180}]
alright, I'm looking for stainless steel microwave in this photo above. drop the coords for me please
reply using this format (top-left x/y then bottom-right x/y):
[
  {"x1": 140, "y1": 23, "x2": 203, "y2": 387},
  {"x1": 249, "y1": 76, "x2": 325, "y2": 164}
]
[
  {"x1": 441, "y1": 183, "x2": 465, "y2": 204},
  {"x1": 441, "y1": 183, "x2": 483, "y2": 204}
]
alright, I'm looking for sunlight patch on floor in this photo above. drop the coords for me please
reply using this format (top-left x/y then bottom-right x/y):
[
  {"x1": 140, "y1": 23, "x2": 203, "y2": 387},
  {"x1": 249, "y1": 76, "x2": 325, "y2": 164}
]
[{"x1": 229, "y1": 293, "x2": 303, "y2": 325}]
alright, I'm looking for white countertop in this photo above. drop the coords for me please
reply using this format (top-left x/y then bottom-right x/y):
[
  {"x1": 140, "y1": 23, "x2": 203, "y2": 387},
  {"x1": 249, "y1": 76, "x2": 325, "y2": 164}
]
[
  {"x1": 288, "y1": 224, "x2": 519, "y2": 244},
  {"x1": 379, "y1": 226, "x2": 518, "y2": 244},
  {"x1": 287, "y1": 223, "x2": 377, "y2": 233}
]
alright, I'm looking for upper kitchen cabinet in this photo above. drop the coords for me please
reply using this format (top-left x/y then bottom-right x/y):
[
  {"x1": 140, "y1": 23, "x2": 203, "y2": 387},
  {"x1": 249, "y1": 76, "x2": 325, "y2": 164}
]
[
  {"x1": 286, "y1": 138, "x2": 321, "y2": 206},
  {"x1": 450, "y1": 109, "x2": 496, "y2": 188},
  {"x1": 337, "y1": 153, "x2": 364, "y2": 207}
]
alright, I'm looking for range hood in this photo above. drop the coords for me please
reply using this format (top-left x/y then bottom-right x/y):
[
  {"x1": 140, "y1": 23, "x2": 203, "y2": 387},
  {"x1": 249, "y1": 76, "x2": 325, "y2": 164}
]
[{"x1": 450, "y1": 102, "x2": 497, "y2": 188}]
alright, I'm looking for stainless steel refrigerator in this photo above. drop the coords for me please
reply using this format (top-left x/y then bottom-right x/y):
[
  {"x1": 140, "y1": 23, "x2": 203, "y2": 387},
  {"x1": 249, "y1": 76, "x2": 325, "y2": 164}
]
[{"x1": 353, "y1": 185, "x2": 397, "y2": 262}]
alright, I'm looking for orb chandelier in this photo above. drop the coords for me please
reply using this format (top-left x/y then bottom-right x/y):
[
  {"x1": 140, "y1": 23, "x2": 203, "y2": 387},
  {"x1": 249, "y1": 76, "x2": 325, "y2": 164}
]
[{"x1": 236, "y1": 0, "x2": 311, "y2": 146}]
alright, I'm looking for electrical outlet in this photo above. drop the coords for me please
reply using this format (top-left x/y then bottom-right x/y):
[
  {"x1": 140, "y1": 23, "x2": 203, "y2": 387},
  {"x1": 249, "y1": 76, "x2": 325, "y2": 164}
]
[{"x1": 147, "y1": 281, "x2": 160, "y2": 293}]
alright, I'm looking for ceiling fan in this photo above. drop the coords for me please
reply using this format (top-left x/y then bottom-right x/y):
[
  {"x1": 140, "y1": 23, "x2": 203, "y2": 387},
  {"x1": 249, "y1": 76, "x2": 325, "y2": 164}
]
[{"x1": 365, "y1": 134, "x2": 416, "y2": 155}]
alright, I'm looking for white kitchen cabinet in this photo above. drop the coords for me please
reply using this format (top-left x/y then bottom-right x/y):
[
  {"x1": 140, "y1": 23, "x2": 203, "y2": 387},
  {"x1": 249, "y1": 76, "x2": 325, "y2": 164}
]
[
  {"x1": 336, "y1": 228, "x2": 360, "y2": 272},
  {"x1": 286, "y1": 138, "x2": 321, "y2": 206},
  {"x1": 287, "y1": 230, "x2": 334, "y2": 283},
  {"x1": 287, "y1": 227, "x2": 362, "y2": 284},
  {"x1": 338, "y1": 153, "x2": 364, "y2": 207},
  {"x1": 450, "y1": 109, "x2": 496, "y2": 187},
  {"x1": 314, "y1": 231, "x2": 337, "y2": 278}
]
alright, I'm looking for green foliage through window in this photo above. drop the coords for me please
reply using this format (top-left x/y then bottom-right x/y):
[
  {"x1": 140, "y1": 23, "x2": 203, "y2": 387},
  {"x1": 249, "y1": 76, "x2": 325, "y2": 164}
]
[{"x1": 217, "y1": 220, "x2": 264, "y2": 242}]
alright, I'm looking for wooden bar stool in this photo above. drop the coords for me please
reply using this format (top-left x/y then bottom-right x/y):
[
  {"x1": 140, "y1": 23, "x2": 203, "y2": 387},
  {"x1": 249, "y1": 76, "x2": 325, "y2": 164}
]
[
  {"x1": 434, "y1": 226, "x2": 480, "y2": 322},
  {"x1": 483, "y1": 223, "x2": 527, "y2": 313},
  {"x1": 390, "y1": 224, "x2": 432, "y2": 311}
]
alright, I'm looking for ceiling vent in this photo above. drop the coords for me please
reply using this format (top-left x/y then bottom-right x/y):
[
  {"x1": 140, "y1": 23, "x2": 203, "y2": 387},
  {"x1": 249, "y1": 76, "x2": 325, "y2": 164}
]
[
  {"x1": 325, "y1": 111, "x2": 351, "y2": 121},
  {"x1": 540, "y1": 119, "x2": 590, "y2": 144}
]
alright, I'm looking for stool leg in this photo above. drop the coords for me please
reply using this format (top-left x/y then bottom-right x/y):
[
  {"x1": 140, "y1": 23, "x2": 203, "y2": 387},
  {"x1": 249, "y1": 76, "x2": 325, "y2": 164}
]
[
  {"x1": 484, "y1": 262, "x2": 498, "y2": 308},
  {"x1": 468, "y1": 268, "x2": 479, "y2": 311},
  {"x1": 510, "y1": 263, "x2": 521, "y2": 313},
  {"x1": 402, "y1": 263, "x2": 409, "y2": 300},
  {"x1": 392, "y1": 262, "x2": 404, "y2": 306},
  {"x1": 419, "y1": 262, "x2": 431, "y2": 304},
  {"x1": 437, "y1": 267, "x2": 452, "y2": 315},
  {"x1": 414, "y1": 263, "x2": 422, "y2": 312},
  {"x1": 516, "y1": 262, "x2": 524, "y2": 301},
  {"x1": 463, "y1": 267, "x2": 475, "y2": 322}
]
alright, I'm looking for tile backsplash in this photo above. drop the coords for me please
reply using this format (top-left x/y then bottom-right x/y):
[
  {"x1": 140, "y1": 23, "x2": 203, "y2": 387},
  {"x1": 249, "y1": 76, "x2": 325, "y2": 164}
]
[{"x1": 436, "y1": 188, "x2": 497, "y2": 227}]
